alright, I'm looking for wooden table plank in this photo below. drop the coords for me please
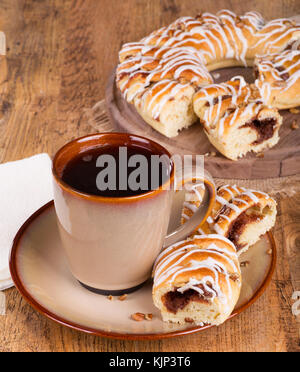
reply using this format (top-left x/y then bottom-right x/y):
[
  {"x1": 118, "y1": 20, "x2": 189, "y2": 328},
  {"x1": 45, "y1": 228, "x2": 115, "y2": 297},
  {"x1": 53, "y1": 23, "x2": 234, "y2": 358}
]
[{"x1": 0, "y1": 0, "x2": 299, "y2": 352}]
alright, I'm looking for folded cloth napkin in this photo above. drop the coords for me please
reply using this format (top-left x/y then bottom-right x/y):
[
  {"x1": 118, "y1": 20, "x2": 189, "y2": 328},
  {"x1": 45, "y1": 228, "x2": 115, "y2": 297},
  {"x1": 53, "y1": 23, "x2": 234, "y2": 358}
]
[{"x1": 0, "y1": 154, "x2": 53, "y2": 290}]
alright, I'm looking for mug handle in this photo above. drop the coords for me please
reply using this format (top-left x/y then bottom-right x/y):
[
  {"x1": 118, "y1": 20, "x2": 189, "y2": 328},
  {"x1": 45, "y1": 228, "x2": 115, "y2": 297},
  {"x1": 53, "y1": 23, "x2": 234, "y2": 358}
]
[{"x1": 163, "y1": 167, "x2": 216, "y2": 248}]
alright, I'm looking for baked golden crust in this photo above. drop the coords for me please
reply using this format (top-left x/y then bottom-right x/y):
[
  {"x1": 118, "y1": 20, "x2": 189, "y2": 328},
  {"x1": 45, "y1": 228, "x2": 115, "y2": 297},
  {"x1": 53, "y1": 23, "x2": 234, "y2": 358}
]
[
  {"x1": 152, "y1": 234, "x2": 241, "y2": 326},
  {"x1": 193, "y1": 76, "x2": 283, "y2": 160},
  {"x1": 193, "y1": 77, "x2": 252, "y2": 124},
  {"x1": 254, "y1": 50, "x2": 300, "y2": 109},
  {"x1": 181, "y1": 184, "x2": 277, "y2": 255},
  {"x1": 116, "y1": 10, "x2": 300, "y2": 155}
]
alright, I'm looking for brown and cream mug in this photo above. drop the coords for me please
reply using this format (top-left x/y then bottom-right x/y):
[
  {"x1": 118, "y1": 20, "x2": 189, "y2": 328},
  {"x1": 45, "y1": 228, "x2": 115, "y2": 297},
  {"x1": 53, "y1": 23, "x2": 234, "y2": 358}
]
[{"x1": 52, "y1": 133, "x2": 216, "y2": 295}]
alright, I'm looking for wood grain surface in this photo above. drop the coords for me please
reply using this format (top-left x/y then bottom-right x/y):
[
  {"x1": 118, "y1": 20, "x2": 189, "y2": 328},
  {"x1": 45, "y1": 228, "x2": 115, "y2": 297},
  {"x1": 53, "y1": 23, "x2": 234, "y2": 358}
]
[{"x1": 0, "y1": 0, "x2": 299, "y2": 352}]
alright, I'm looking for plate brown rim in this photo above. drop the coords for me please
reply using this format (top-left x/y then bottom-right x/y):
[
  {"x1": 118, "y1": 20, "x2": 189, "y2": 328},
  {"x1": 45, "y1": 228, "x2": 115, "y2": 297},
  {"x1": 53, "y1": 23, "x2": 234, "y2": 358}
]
[{"x1": 9, "y1": 201, "x2": 277, "y2": 340}]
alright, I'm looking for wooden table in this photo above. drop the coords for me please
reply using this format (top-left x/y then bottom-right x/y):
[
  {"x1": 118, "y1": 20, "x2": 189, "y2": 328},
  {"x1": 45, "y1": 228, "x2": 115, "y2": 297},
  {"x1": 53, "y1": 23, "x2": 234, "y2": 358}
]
[{"x1": 0, "y1": 0, "x2": 299, "y2": 352}]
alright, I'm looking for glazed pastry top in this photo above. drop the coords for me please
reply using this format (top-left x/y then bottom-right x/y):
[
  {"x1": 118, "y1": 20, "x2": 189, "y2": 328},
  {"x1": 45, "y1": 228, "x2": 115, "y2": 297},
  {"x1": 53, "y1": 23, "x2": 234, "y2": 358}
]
[
  {"x1": 117, "y1": 10, "x2": 300, "y2": 105},
  {"x1": 254, "y1": 49, "x2": 300, "y2": 104},
  {"x1": 153, "y1": 234, "x2": 241, "y2": 308}
]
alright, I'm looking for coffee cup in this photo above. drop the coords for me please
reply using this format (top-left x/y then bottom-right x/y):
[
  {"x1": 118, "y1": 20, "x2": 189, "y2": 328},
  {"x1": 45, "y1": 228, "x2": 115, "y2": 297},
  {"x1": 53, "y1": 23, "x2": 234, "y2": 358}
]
[{"x1": 52, "y1": 133, "x2": 215, "y2": 295}]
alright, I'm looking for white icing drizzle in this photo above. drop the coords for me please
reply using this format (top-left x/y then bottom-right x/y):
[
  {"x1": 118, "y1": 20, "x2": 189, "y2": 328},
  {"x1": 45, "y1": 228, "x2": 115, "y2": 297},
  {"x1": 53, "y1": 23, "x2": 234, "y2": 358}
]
[
  {"x1": 231, "y1": 184, "x2": 241, "y2": 193},
  {"x1": 192, "y1": 234, "x2": 237, "y2": 250},
  {"x1": 206, "y1": 216, "x2": 214, "y2": 224},
  {"x1": 153, "y1": 236, "x2": 240, "y2": 308},
  {"x1": 181, "y1": 182, "x2": 205, "y2": 223},
  {"x1": 194, "y1": 76, "x2": 254, "y2": 133},
  {"x1": 197, "y1": 227, "x2": 206, "y2": 235},
  {"x1": 255, "y1": 50, "x2": 300, "y2": 104},
  {"x1": 181, "y1": 184, "x2": 274, "y2": 245},
  {"x1": 213, "y1": 223, "x2": 226, "y2": 235},
  {"x1": 154, "y1": 244, "x2": 199, "y2": 281},
  {"x1": 183, "y1": 201, "x2": 198, "y2": 213},
  {"x1": 182, "y1": 213, "x2": 190, "y2": 220},
  {"x1": 234, "y1": 198, "x2": 249, "y2": 205},
  {"x1": 194, "y1": 79, "x2": 268, "y2": 140},
  {"x1": 218, "y1": 12, "x2": 248, "y2": 65},
  {"x1": 144, "y1": 79, "x2": 191, "y2": 119},
  {"x1": 219, "y1": 185, "x2": 235, "y2": 198},
  {"x1": 227, "y1": 203, "x2": 241, "y2": 213},
  {"x1": 216, "y1": 195, "x2": 229, "y2": 205},
  {"x1": 241, "y1": 190, "x2": 259, "y2": 203},
  {"x1": 218, "y1": 214, "x2": 231, "y2": 222},
  {"x1": 117, "y1": 10, "x2": 300, "y2": 124}
]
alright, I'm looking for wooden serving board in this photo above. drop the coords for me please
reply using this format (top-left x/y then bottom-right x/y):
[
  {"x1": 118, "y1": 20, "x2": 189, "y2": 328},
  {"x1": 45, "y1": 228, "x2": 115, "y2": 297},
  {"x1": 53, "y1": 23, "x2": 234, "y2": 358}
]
[{"x1": 106, "y1": 66, "x2": 300, "y2": 180}]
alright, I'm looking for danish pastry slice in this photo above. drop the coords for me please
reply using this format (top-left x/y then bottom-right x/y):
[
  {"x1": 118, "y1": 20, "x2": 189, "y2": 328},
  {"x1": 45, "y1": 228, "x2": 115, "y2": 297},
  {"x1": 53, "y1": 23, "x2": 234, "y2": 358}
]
[
  {"x1": 134, "y1": 80, "x2": 197, "y2": 138},
  {"x1": 254, "y1": 50, "x2": 300, "y2": 109},
  {"x1": 193, "y1": 78, "x2": 283, "y2": 160},
  {"x1": 182, "y1": 184, "x2": 277, "y2": 255},
  {"x1": 193, "y1": 77, "x2": 252, "y2": 123},
  {"x1": 152, "y1": 235, "x2": 241, "y2": 326},
  {"x1": 116, "y1": 47, "x2": 213, "y2": 138}
]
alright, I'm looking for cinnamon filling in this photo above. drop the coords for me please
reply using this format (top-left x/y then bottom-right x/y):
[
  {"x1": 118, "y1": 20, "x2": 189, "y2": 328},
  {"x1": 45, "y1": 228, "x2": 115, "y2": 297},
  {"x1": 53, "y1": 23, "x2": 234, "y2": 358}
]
[
  {"x1": 226, "y1": 210, "x2": 262, "y2": 251},
  {"x1": 242, "y1": 117, "x2": 276, "y2": 144},
  {"x1": 162, "y1": 285, "x2": 214, "y2": 314}
]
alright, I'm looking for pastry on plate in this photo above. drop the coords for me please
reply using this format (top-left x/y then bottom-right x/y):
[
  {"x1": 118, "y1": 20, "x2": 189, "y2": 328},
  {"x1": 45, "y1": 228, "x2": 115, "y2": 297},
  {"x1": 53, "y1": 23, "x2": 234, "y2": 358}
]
[
  {"x1": 181, "y1": 184, "x2": 277, "y2": 255},
  {"x1": 152, "y1": 234, "x2": 241, "y2": 326}
]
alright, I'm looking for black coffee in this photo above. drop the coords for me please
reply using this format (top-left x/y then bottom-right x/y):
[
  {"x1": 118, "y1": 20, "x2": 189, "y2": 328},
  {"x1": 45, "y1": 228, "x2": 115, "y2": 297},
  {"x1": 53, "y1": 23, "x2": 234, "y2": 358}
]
[{"x1": 61, "y1": 145, "x2": 172, "y2": 197}]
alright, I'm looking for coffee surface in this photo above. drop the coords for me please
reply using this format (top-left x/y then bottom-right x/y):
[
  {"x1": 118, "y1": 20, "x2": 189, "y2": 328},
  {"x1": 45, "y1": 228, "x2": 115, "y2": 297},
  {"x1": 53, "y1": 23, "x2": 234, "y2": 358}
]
[{"x1": 61, "y1": 145, "x2": 171, "y2": 197}]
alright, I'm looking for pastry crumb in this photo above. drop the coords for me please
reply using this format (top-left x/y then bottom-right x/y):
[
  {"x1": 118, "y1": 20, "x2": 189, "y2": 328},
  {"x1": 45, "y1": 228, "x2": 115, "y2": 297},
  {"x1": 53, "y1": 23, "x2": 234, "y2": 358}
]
[
  {"x1": 240, "y1": 260, "x2": 250, "y2": 267},
  {"x1": 107, "y1": 295, "x2": 114, "y2": 301},
  {"x1": 229, "y1": 273, "x2": 240, "y2": 281},
  {"x1": 267, "y1": 249, "x2": 273, "y2": 255},
  {"x1": 145, "y1": 313, "x2": 153, "y2": 321},
  {"x1": 289, "y1": 108, "x2": 300, "y2": 114},
  {"x1": 131, "y1": 312, "x2": 145, "y2": 321},
  {"x1": 118, "y1": 294, "x2": 127, "y2": 301},
  {"x1": 291, "y1": 120, "x2": 299, "y2": 130},
  {"x1": 185, "y1": 317, "x2": 194, "y2": 323},
  {"x1": 204, "y1": 151, "x2": 217, "y2": 157},
  {"x1": 256, "y1": 152, "x2": 264, "y2": 158}
]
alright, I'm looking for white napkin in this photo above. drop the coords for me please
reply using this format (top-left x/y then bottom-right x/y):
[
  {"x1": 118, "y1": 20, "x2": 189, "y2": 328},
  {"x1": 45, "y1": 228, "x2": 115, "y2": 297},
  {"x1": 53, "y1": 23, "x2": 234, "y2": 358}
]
[{"x1": 0, "y1": 154, "x2": 53, "y2": 290}]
